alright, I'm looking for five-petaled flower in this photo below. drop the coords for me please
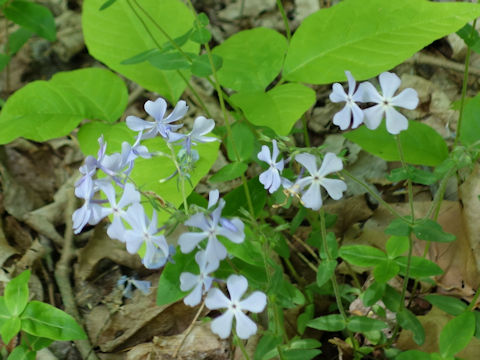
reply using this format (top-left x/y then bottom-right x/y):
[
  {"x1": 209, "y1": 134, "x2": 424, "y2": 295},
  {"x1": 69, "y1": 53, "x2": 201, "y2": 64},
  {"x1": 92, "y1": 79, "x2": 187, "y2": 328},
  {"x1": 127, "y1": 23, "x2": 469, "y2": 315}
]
[
  {"x1": 362, "y1": 72, "x2": 419, "y2": 135},
  {"x1": 329, "y1": 70, "x2": 366, "y2": 130},
  {"x1": 295, "y1": 152, "x2": 347, "y2": 211},
  {"x1": 205, "y1": 275, "x2": 266, "y2": 339},
  {"x1": 258, "y1": 140, "x2": 284, "y2": 193}
]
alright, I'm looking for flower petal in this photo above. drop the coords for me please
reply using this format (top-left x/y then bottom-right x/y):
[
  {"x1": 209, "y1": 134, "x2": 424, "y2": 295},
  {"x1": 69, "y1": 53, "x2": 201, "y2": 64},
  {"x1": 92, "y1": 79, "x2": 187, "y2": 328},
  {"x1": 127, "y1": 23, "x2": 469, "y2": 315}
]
[
  {"x1": 191, "y1": 116, "x2": 215, "y2": 137},
  {"x1": 107, "y1": 216, "x2": 126, "y2": 241},
  {"x1": 165, "y1": 100, "x2": 188, "y2": 123},
  {"x1": 259, "y1": 168, "x2": 274, "y2": 190},
  {"x1": 218, "y1": 218, "x2": 245, "y2": 244},
  {"x1": 235, "y1": 311, "x2": 258, "y2": 339},
  {"x1": 295, "y1": 153, "x2": 318, "y2": 176},
  {"x1": 239, "y1": 291, "x2": 267, "y2": 313},
  {"x1": 329, "y1": 83, "x2": 347, "y2": 103},
  {"x1": 178, "y1": 232, "x2": 207, "y2": 253},
  {"x1": 180, "y1": 272, "x2": 200, "y2": 292},
  {"x1": 257, "y1": 145, "x2": 271, "y2": 163},
  {"x1": 332, "y1": 105, "x2": 352, "y2": 130},
  {"x1": 269, "y1": 169, "x2": 282, "y2": 194},
  {"x1": 126, "y1": 116, "x2": 154, "y2": 132},
  {"x1": 321, "y1": 178, "x2": 347, "y2": 200},
  {"x1": 227, "y1": 275, "x2": 248, "y2": 302},
  {"x1": 144, "y1": 98, "x2": 167, "y2": 121},
  {"x1": 271, "y1": 140, "x2": 280, "y2": 161},
  {"x1": 208, "y1": 189, "x2": 220, "y2": 209},
  {"x1": 205, "y1": 237, "x2": 227, "y2": 261},
  {"x1": 345, "y1": 70, "x2": 356, "y2": 97},
  {"x1": 385, "y1": 107, "x2": 409, "y2": 135},
  {"x1": 206, "y1": 288, "x2": 230, "y2": 310},
  {"x1": 124, "y1": 232, "x2": 143, "y2": 254},
  {"x1": 351, "y1": 103, "x2": 365, "y2": 129},
  {"x1": 391, "y1": 88, "x2": 419, "y2": 110},
  {"x1": 301, "y1": 183, "x2": 323, "y2": 210},
  {"x1": 211, "y1": 311, "x2": 234, "y2": 339},
  {"x1": 318, "y1": 153, "x2": 343, "y2": 177},
  {"x1": 185, "y1": 213, "x2": 209, "y2": 231},
  {"x1": 183, "y1": 282, "x2": 203, "y2": 307},
  {"x1": 379, "y1": 72, "x2": 401, "y2": 99},
  {"x1": 360, "y1": 82, "x2": 383, "y2": 103},
  {"x1": 363, "y1": 104, "x2": 384, "y2": 130},
  {"x1": 117, "y1": 183, "x2": 140, "y2": 209}
]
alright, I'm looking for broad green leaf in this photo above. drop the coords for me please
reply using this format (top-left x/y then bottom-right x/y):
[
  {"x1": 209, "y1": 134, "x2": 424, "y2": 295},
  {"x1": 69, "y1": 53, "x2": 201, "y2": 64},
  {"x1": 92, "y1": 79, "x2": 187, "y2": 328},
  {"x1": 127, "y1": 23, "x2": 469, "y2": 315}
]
[
  {"x1": 387, "y1": 166, "x2": 437, "y2": 185},
  {"x1": 373, "y1": 260, "x2": 399, "y2": 283},
  {"x1": 460, "y1": 93, "x2": 480, "y2": 148},
  {"x1": 385, "y1": 218, "x2": 412, "y2": 237},
  {"x1": 4, "y1": 1, "x2": 56, "y2": 41},
  {"x1": 156, "y1": 250, "x2": 197, "y2": 306},
  {"x1": 1, "y1": 316, "x2": 20, "y2": 344},
  {"x1": 8, "y1": 27, "x2": 33, "y2": 56},
  {"x1": 212, "y1": 28, "x2": 287, "y2": 92},
  {"x1": 283, "y1": 0, "x2": 480, "y2": 83},
  {"x1": 383, "y1": 285, "x2": 401, "y2": 312},
  {"x1": 77, "y1": 122, "x2": 133, "y2": 156},
  {"x1": 338, "y1": 245, "x2": 386, "y2": 267},
  {"x1": 254, "y1": 333, "x2": 282, "y2": 360},
  {"x1": 282, "y1": 349, "x2": 321, "y2": 360},
  {"x1": 424, "y1": 295, "x2": 467, "y2": 316},
  {"x1": 220, "y1": 178, "x2": 266, "y2": 217},
  {"x1": 222, "y1": 227, "x2": 264, "y2": 267},
  {"x1": 190, "y1": 27, "x2": 211, "y2": 44},
  {"x1": 0, "y1": 297, "x2": 10, "y2": 328},
  {"x1": 474, "y1": 311, "x2": 480, "y2": 339},
  {"x1": 6, "y1": 345, "x2": 35, "y2": 360},
  {"x1": 0, "y1": 53, "x2": 11, "y2": 72},
  {"x1": 209, "y1": 162, "x2": 248, "y2": 183},
  {"x1": 23, "y1": 333, "x2": 53, "y2": 351},
  {"x1": 226, "y1": 122, "x2": 255, "y2": 162},
  {"x1": 5, "y1": 270, "x2": 30, "y2": 316},
  {"x1": 439, "y1": 311, "x2": 475, "y2": 358},
  {"x1": 231, "y1": 84, "x2": 315, "y2": 136},
  {"x1": 20, "y1": 301, "x2": 86, "y2": 340},
  {"x1": 347, "y1": 316, "x2": 388, "y2": 332},
  {"x1": 191, "y1": 53, "x2": 222, "y2": 77},
  {"x1": 457, "y1": 24, "x2": 480, "y2": 55},
  {"x1": 362, "y1": 281, "x2": 385, "y2": 307},
  {"x1": 395, "y1": 350, "x2": 431, "y2": 360},
  {"x1": 386, "y1": 236, "x2": 409, "y2": 259},
  {"x1": 297, "y1": 304, "x2": 314, "y2": 335},
  {"x1": 395, "y1": 256, "x2": 443, "y2": 278},
  {"x1": 0, "y1": 68, "x2": 128, "y2": 144},
  {"x1": 344, "y1": 121, "x2": 448, "y2": 167},
  {"x1": 307, "y1": 314, "x2": 346, "y2": 331},
  {"x1": 82, "y1": 0, "x2": 198, "y2": 103},
  {"x1": 316, "y1": 259, "x2": 336, "y2": 287},
  {"x1": 413, "y1": 219, "x2": 455, "y2": 243},
  {"x1": 397, "y1": 309, "x2": 425, "y2": 345}
]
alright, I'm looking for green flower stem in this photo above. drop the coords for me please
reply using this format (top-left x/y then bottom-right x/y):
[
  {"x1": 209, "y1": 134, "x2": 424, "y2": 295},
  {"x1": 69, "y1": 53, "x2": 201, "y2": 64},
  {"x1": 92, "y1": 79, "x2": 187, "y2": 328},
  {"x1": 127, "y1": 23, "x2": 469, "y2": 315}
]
[
  {"x1": 234, "y1": 330, "x2": 251, "y2": 360},
  {"x1": 395, "y1": 135, "x2": 415, "y2": 220},
  {"x1": 341, "y1": 169, "x2": 410, "y2": 223},
  {"x1": 301, "y1": 115, "x2": 311, "y2": 147},
  {"x1": 319, "y1": 208, "x2": 357, "y2": 351},
  {"x1": 454, "y1": 18, "x2": 477, "y2": 148},
  {"x1": 276, "y1": 0, "x2": 291, "y2": 41},
  {"x1": 284, "y1": 257, "x2": 304, "y2": 285},
  {"x1": 167, "y1": 142, "x2": 189, "y2": 216}
]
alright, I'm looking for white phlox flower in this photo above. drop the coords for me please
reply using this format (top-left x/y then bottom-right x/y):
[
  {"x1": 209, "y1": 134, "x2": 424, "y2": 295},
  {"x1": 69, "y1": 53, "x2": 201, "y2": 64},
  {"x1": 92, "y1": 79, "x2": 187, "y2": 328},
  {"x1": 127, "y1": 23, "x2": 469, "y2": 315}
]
[
  {"x1": 72, "y1": 190, "x2": 104, "y2": 234},
  {"x1": 205, "y1": 274, "x2": 266, "y2": 339},
  {"x1": 180, "y1": 250, "x2": 218, "y2": 307},
  {"x1": 329, "y1": 70, "x2": 366, "y2": 130},
  {"x1": 126, "y1": 97, "x2": 188, "y2": 141},
  {"x1": 123, "y1": 203, "x2": 170, "y2": 269},
  {"x1": 258, "y1": 140, "x2": 284, "y2": 193},
  {"x1": 295, "y1": 152, "x2": 347, "y2": 211},
  {"x1": 362, "y1": 72, "x2": 419, "y2": 135}
]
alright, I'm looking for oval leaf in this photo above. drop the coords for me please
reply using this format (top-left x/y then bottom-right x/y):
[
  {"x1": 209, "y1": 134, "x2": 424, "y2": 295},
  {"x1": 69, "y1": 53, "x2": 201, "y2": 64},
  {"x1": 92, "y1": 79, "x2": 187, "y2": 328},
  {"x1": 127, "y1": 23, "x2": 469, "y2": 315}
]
[
  {"x1": 339, "y1": 245, "x2": 386, "y2": 267},
  {"x1": 210, "y1": 162, "x2": 248, "y2": 183},
  {"x1": 395, "y1": 256, "x2": 443, "y2": 278},
  {"x1": 5, "y1": 270, "x2": 30, "y2": 316},
  {"x1": 231, "y1": 84, "x2": 315, "y2": 136},
  {"x1": 347, "y1": 316, "x2": 388, "y2": 332},
  {"x1": 397, "y1": 309, "x2": 425, "y2": 345},
  {"x1": 424, "y1": 295, "x2": 467, "y2": 316},
  {"x1": 439, "y1": 311, "x2": 475, "y2": 358},
  {"x1": 316, "y1": 259, "x2": 337, "y2": 288},
  {"x1": 4, "y1": 1, "x2": 56, "y2": 41},
  {"x1": 283, "y1": 0, "x2": 480, "y2": 83},
  {"x1": 413, "y1": 219, "x2": 456, "y2": 243},
  {"x1": 307, "y1": 314, "x2": 346, "y2": 332}
]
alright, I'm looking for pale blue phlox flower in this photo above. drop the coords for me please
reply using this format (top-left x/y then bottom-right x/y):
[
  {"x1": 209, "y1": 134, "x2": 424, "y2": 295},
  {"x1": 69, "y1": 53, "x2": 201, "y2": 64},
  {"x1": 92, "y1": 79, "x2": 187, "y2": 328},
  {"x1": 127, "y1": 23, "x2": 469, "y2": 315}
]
[
  {"x1": 126, "y1": 98, "x2": 188, "y2": 141},
  {"x1": 117, "y1": 275, "x2": 151, "y2": 299},
  {"x1": 361, "y1": 71, "x2": 419, "y2": 135},
  {"x1": 329, "y1": 70, "x2": 366, "y2": 130},
  {"x1": 205, "y1": 274, "x2": 266, "y2": 339},
  {"x1": 258, "y1": 140, "x2": 284, "y2": 193},
  {"x1": 180, "y1": 250, "x2": 218, "y2": 307},
  {"x1": 75, "y1": 135, "x2": 107, "y2": 199},
  {"x1": 295, "y1": 152, "x2": 347, "y2": 211},
  {"x1": 72, "y1": 190, "x2": 105, "y2": 234}
]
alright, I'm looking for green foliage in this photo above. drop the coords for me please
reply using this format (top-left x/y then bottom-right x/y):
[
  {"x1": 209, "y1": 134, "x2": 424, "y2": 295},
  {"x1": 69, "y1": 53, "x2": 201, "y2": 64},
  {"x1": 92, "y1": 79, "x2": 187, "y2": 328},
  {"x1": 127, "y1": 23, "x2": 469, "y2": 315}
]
[
  {"x1": 226, "y1": 122, "x2": 256, "y2": 162},
  {"x1": 231, "y1": 84, "x2": 316, "y2": 136},
  {"x1": 307, "y1": 314, "x2": 346, "y2": 332},
  {"x1": 395, "y1": 256, "x2": 443, "y2": 278},
  {"x1": 457, "y1": 23, "x2": 480, "y2": 54},
  {"x1": 82, "y1": 0, "x2": 198, "y2": 103},
  {"x1": 413, "y1": 220, "x2": 456, "y2": 243},
  {"x1": 316, "y1": 259, "x2": 336, "y2": 287},
  {"x1": 459, "y1": 93, "x2": 480, "y2": 148},
  {"x1": 347, "y1": 316, "x2": 388, "y2": 332},
  {"x1": 338, "y1": 245, "x2": 386, "y2": 267},
  {"x1": 4, "y1": 0, "x2": 56, "y2": 41},
  {"x1": 212, "y1": 28, "x2": 287, "y2": 92},
  {"x1": 283, "y1": 0, "x2": 480, "y2": 83},
  {"x1": 209, "y1": 162, "x2": 248, "y2": 183},
  {"x1": 0, "y1": 68, "x2": 128, "y2": 144},
  {"x1": 397, "y1": 309, "x2": 425, "y2": 345},
  {"x1": 5, "y1": 270, "x2": 30, "y2": 316},
  {"x1": 344, "y1": 121, "x2": 448, "y2": 167},
  {"x1": 387, "y1": 166, "x2": 438, "y2": 185},
  {"x1": 424, "y1": 295, "x2": 467, "y2": 316},
  {"x1": 439, "y1": 311, "x2": 475, "y2": 358}
]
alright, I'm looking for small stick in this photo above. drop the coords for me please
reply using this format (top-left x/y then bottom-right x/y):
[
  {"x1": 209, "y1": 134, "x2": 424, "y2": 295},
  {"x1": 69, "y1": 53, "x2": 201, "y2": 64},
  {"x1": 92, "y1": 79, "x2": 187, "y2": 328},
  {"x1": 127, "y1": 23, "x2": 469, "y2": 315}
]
[{"x1": 173, "y1": 301, "x2": 205, "y2": 358}]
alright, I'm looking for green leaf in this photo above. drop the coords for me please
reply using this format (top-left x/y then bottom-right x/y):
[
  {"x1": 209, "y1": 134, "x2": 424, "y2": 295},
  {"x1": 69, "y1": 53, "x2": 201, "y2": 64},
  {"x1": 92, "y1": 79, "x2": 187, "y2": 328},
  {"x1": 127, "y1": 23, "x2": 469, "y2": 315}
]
[
  {"x1": 283, "y1": 0, "x2": 480, "y2": 83},
  {"x1": 99, "y1": 0, "x2": 117, "y2": 10},
  {"x1": 383, "y1": 285, "x2": 401, "y2": 312},
  {"x1": 316, "y1": 259, "x2": 336, "y2": 288},
  {"x1": 212, "y1": 28, "x2": 287, "y2": 92},
  {"x1": 1, "y1": 316, "x2": 20, "y2": 344},
  {"x1": 457, "y1": 24, "x2": 480, "y2": 54},
  {"x1": 413, "y1": 219, "x2": 455, "y2": 243},
  {"x1": 439, "y1": 311, "x2": 475, "y2": 358},
  {"x1": 5, "y1": 270, "x2": 30, "y2": 316},
  {"x1": 22, "y1": 333, "x2": 53, "y2": 351},
  {"x1": 395, "y1": 256, "x2": 443, "y2": 278},
  {"x1": 157, "y1": 251, "x2": 197, "y2": 306},
  {"x1": 474, "y1": 311, "x2": 480, "y2": 339},
  {"x1": 226, "y1": 122, "x2": 255, "y2": 162},
  {"x1": 347, "y1": 316, "x2": 388, "y2": 332},
  {"x1": 222, "y1": 227, "x2": 264, "y2": 267},
  {"x1": 386, "y1": 236, "x2": 410, "y2": 259},
  {"x1": 209, "y1": 162, "x2": 248, "y2": 183},
  {"x1": 424, "y1": 295, "x2": 467, "y2": 316},
  {"x1": 362, "y1": 281, "x2": 385, "y2": 307},
  {"x1": 190, "y1": 27, "x2": 211, "y2": 44},
  {"x1": 0, "y1": 297, "x2": 11, "y2": 328},
  {"x1": 191, "y1": 53, "x2": 222, "y2": 77},
  {"x1": 82, "y1": 0, "x2": 198, "y2": 103},
  {"x1": 282, "y1": 349, "x2": 321, "y2": 360},
  {"x1": 395, "y1": 350, "x2": 431, "y2": 360},
  {"x1": 344, "y1": 121, "x2": 448, "y2": 167},
  {"x1": 297, "y1": 304, "x2": 314, "y2": 335},
  {"x1": 148, "y1": 52, "x2": 193, "y2": 70},
  {"x1": 397, "y1": 309, "x2": 425, "y2": 345},
  {"x1": 0, "y1": 68, "x2": 128, "y2": 144},
  {"x1": 385, "y1": 219, "x2": 412, "y2": 237},
  {"x1": 77, "y1": 122, "x2": 132, "y2": 156},
  {"x1": 308, "y1": 314, "x2": 346, "y2": 332},
  {"x1": 460, "y1": 93, "x2": 480, "y2": 148},
  {"x1": 255, "y1": 333, "x2": 282, "y2": 360},
  {"x1": 20, "y1": 301, "x2": 86, "y2": 340},
  {"x1": 8, "y1": 27, "x2": 33, "y2": 56},
  {"x1": 373, "y1": 260, "x2": 399, "y2": 283},
  {"x1": 4, "y1": 1, "x2": 56, "y2": 41},
  {"x1": 224, "y1": 177, "x2": 267, "y2": 217},
  {"x1": 121, "y1": 48, "x2": 160, "y2": 65},
  {"x1": 339, "y1": 245, "x2": 386, "y2": 267},
  {"x1": 231, "y1": 84, "x2": 315, "y2": 136},
  {"x1": 0, "y1": 53, "x2": 11, "y2": 72},
  {"x1": 387, "y1": 166, "x2": 438, "y2": 185},
  {"x1": 6, "y1": 345, "x2": 35, "y2": 360}
]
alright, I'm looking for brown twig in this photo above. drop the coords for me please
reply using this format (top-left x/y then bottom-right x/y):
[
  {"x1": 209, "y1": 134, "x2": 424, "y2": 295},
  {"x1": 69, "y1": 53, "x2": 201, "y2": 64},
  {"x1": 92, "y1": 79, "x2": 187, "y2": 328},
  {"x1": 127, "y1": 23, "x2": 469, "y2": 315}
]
[
  {"x1": 407, "y1": 52, "x2": 480, "y2": 77},
  {"x1": 54, "y1": 188, "x2": 98, "y2": 360},
  {"x1": 173, "y1": 301, "x2": 205, "y2": 358}
]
